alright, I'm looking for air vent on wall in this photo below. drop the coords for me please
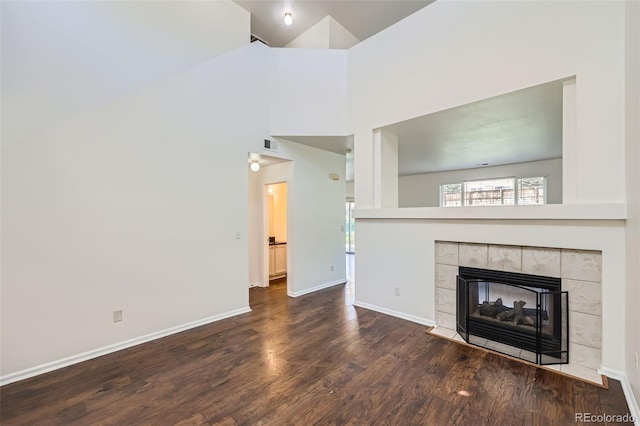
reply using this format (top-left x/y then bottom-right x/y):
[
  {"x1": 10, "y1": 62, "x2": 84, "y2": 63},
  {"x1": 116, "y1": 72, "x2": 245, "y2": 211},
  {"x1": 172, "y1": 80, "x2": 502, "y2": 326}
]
[{"x1": 264, "y1": 139, "x2": 278, "y2": 151}]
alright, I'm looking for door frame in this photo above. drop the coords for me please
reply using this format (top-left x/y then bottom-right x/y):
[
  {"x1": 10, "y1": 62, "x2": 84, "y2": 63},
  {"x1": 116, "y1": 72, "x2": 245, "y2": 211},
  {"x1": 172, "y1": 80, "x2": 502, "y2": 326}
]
[{"x1": 263, "y1": 181, "x2": 289, "y2": 290}]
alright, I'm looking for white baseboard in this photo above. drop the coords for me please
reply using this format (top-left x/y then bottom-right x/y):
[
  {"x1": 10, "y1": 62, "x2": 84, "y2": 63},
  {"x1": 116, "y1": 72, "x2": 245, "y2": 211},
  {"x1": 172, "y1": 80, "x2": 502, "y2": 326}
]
[
  {"x1": 353, "y1": 300, "x2": 436, "y2": 327},
  {"x1": 599, "y1": 367, "x2": 640, "y2": 425},
  {"x1": 288, "y1": 279, "x2": 345, "y2": 297},
  {"x1": 249, "y1": 281, "x2": 264, "y2": 288},
  {"x1": 0, "y1": 306, "x2": 252, "y2": 387}
]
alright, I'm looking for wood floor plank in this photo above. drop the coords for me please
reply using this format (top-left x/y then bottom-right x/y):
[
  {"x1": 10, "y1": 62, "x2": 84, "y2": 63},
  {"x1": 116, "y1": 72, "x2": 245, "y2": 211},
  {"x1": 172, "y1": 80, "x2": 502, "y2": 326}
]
[{"x1": 0, "y1": 279, "x2": 632, "y2": 425}]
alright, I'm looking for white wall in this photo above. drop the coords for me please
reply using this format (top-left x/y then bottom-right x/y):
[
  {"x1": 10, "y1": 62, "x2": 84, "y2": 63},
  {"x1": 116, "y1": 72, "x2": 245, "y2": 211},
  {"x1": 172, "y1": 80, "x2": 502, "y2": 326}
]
[
  {"x1": 1, "y1": 7, "x2": 354, "y2": 378},
  {"x1": 285, "y1": 16, "x2": 359, "y2": 49},
  {"x1": 355, "y1": 219, "x2": 626, "y2": 372},
  {"x1": 350, "y1": 0, "x2": 625, "y2": 208},
  {"x1": 328, "y1": 17, "x2": 360, "y2": 49},
  {"x1": 625, "y1": 0, "x2": 640, "y2": 411},
  {"x1": 286, "y1": 16, "x2": 331, "y2": 49},
  {"x1": 349, "y1": 0, "x2": 631, "y2": 380},
  {"x1": 1, "y1": 39, "x2": 272, "y2": 378},
  {"x1": 247, "y1": 142, "x2": 346, "y2": 296},
  {"x1": 270, "y1": 48, "x2": 349, "y2": 136},
  {"x1": 281, "y1": 140, "x2": 347, "y2": 296},
  {"x1": 399, "y1": 158, "x2": 562, "y2": 207},
  {"x1": 248, "y1": 165, "x2": 267, "y2": 288},
  {"x1": 1, "y1": 0, "x2": 249, "y2": 149}
]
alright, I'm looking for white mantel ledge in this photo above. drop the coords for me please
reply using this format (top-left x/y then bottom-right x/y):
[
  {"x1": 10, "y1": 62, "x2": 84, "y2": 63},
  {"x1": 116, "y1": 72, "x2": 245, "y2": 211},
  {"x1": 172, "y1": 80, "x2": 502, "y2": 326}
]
[{"x1": 353, "y1": 204, "x2": 626, "y2": 221}]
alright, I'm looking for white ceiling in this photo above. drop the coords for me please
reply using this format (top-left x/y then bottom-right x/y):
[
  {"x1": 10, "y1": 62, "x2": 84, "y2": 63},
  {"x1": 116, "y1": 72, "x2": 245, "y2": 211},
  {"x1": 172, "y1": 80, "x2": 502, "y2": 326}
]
[
  {"x1": 275, "y1": 135, "x2": 354, "y2": 180},
  {"x1": 233, "y1": 0, "x2": 434, "y2": 47},
  {"x1": 276, "y1": 135, "x2": 353, "y2": 155},
  {"x1": 249, "y1": 152, "x2": 291, "y2": 168},
  {"x1": 386, "y1": 80, "x2": 564, "y2": 176}
]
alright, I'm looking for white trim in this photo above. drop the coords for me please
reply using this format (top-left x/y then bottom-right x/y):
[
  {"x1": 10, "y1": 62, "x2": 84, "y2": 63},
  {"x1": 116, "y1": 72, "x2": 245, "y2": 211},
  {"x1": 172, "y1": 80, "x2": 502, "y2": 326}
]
[
  {"x1": 353, "y1": 300, "x2": 436, "y2": 327},
  {"x1": 270, "y1": 273, "x2": 287, "y2": 280},
  {"x1": 249, "y1": 281, "x2": 264, "y2": 288},
  {"x1": 354, "y1": 203, "x2": 627, "y2": 220},
  {"x1": 599, "y1": 367, "x2": 640, "y2": 425},
  {"x1": 288, "y1": 280, "x2": 345, "y2": 297},
  {"x1": 0, "y1": 307, "x2": 252, "y2": 387}
]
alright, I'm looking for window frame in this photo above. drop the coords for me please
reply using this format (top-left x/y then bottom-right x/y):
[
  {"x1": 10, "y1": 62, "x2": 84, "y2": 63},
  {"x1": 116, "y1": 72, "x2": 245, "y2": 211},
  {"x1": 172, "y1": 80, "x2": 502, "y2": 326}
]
[
  {"x1": 516, "y1": 176, "x2": 548, "y2": 205},
  {"x1": 463, "y1": 176, "x2": 516, "y2": 207},
  {"x1": 439, "y1": 183, "x2": 463, "y2": 207},
  {"x1": 439, "y1": 176, "x2": 547, "y2": 207}
]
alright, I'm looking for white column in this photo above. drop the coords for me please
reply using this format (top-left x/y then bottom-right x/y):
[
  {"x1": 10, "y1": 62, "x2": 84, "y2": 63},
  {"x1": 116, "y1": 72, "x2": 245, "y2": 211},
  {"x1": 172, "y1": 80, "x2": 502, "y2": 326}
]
[
  {"x1": 562, "y1": 78, "x2": 577, "y2": 204},
  {"x1": 373, "y1": 129, "x2": 398, "y2": 208},
  {"x1": 353, "y1": 129, "x2": 375, "y2": 209}
]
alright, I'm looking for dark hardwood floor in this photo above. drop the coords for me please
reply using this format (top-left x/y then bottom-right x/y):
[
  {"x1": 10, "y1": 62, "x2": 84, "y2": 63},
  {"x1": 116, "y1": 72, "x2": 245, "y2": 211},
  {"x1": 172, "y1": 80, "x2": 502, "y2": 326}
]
[{"x1": 0, "y1": 276, "x2": 633, "y2": 425}]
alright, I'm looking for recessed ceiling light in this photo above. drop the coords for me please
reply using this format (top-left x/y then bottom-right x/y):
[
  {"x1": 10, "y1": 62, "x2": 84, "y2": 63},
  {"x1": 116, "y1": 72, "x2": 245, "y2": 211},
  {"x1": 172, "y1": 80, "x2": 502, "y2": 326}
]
[{"x1": 284, "y1": 12, "x2": 293, "y2": 26}]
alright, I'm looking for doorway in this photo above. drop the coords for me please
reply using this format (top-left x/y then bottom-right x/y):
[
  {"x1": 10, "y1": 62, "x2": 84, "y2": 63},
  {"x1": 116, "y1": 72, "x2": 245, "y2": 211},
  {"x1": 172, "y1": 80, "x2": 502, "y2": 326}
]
[
  {"x1": 345, "y1": 199, "x2": 355, "y2": 254},
  {"x1": 266, "y1": 182, "x2": 287, "y2": 284}
]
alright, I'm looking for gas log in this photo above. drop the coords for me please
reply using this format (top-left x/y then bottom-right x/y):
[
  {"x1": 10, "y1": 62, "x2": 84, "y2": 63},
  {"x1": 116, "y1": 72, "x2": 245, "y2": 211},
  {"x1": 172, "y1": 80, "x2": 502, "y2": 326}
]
[
  {"x1": 479, "y1": 298, "x2": 510, "y2": 317},
  {"x1": 479, "y1": 299, "x2": 544, "y2": 326}
]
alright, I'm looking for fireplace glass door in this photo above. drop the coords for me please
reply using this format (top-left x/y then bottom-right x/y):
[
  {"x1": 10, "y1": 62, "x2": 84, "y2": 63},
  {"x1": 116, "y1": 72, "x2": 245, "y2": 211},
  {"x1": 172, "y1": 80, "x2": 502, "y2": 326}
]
[
  {"x1": 456, "y1": 276, "x2": 469, "y2": 342},
  {"x1": 456, "y1": 273, "x2": 568, "y2": 365}
]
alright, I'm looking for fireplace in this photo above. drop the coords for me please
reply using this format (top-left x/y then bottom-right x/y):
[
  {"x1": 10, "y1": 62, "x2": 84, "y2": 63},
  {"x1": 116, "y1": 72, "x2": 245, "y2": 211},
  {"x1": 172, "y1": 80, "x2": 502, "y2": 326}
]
[{"x1": 456, "y1": 267, "x2": 569, "y2": 365}]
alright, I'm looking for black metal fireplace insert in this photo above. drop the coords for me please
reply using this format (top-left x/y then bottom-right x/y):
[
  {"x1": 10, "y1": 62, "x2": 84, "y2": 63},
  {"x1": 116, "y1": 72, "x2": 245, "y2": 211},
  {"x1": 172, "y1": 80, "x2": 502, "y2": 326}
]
[{"x1": 456, "y1": 267, "x2": 568, "y2": 365}]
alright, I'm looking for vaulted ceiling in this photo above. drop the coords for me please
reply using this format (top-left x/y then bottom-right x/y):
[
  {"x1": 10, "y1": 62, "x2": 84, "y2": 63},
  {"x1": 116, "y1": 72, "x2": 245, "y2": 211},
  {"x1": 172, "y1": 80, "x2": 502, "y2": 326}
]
[
  {"x1": 233, "y1": 0, "x2": 434, "y2": 47},
  {"x1": 238, "y1": 2, "x2": 562, "y2": 180}
]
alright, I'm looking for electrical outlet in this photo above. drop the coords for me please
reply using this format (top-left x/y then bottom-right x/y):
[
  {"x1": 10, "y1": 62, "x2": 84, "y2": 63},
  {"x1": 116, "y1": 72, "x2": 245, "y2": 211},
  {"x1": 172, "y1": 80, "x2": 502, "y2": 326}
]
[
  {"x1": 113, "y1": 310, "x2": 123, "y2": 323},
  {"x1": 394, "y1": 286, "x2": 400, "y2": 296},
  {"x1": 235, "y1": 231, "x2": 241, "y2": 239},
  {"x1": 331, "y1": 265, "x2": 334, "y2": 272},
  {"x1": 635, "y1": 352, "x2": 639, "y2": 372},
  {"x1": 340, "y1": 225, "x2": 345, "y2": 232}
]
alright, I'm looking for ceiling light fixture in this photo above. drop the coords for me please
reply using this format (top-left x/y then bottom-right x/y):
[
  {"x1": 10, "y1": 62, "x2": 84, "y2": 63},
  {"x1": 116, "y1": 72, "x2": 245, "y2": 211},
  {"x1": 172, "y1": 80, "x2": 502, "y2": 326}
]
[
  {"x1": 250, "y1": 160, "x2": 260, "y2": 172},
  {"x1": 284, "y1": 12, "x2": 293, "y2": 26}
]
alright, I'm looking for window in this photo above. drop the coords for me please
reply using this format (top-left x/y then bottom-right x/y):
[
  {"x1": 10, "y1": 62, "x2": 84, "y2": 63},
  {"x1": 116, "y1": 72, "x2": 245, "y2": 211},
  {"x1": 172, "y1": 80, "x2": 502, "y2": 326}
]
[
  {"x1": 464, "y1": 177, "x2": 515, "y2": 206},
  {"x1": 440, "y1": 177, "x2": 546, "y2": 207},
  {"x1": 440, "y1": 183, "x2": 462, "y2": 207},
  {"x1": 517, "y1": 177, "x2": 546, "y2": 205}
]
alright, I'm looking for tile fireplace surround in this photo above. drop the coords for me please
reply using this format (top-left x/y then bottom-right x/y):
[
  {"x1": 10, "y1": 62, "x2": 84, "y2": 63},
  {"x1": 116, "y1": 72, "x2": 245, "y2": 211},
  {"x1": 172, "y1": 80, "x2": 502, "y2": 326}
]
[{"x1": 433, "y1": 241, "x2": 603, "y2": 385}]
